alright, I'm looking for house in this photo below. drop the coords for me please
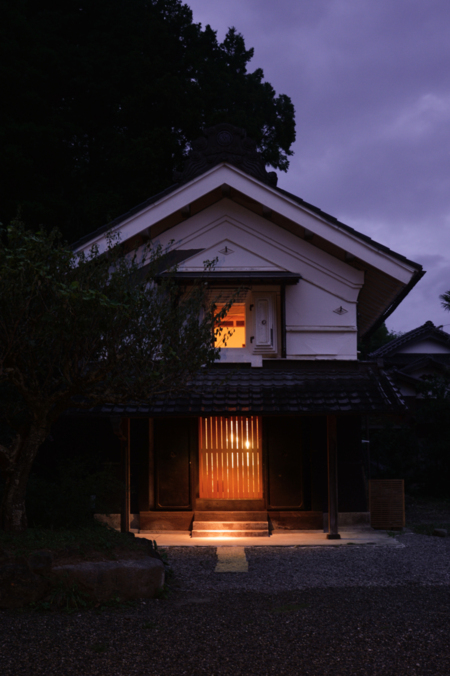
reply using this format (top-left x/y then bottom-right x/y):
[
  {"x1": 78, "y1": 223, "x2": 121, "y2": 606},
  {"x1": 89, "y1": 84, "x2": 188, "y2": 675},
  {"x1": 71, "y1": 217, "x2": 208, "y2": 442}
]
[
  {"x1": 73, "y1": 124, "x2": 424, "y2": 538},
  {"x1": 369, "y1": 321, "x2": 450, "y2": 407}
]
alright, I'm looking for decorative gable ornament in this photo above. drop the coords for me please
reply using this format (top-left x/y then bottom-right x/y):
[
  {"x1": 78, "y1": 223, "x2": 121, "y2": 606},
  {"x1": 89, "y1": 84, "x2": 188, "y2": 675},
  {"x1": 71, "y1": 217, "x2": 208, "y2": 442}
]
[
  {"x1": 173, "y1": 123, "x2": 278, "y2": 187},
  {"x1": 219, "y1": 245, "x2": 234, "y2": 256}
]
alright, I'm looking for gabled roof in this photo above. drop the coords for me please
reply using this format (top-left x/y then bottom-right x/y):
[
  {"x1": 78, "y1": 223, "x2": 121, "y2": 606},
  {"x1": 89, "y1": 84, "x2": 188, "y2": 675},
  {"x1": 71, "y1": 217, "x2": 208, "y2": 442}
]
[
  {"x1": 72, "y1": 126, "x2": 422, "y2": 274},
  {"x1": 72, "y1": 124, "x2": 424, "y2": 339},
  {"x1": 396, "y1": 355, "x2": 450, "y2": 377},
  {"x1": 370, "y1": 321, "x2": 450, "y2": 358}
]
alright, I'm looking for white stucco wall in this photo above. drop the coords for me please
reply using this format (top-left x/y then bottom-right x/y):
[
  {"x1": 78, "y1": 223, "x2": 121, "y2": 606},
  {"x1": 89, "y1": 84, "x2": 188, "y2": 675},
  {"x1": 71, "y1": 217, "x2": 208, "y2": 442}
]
[
  {"x1": 150, "y1": 200, "x2": 362, "y2": 361},
  {"x1": 396, "y1": 339, "x2": 450, "y2": 354}
]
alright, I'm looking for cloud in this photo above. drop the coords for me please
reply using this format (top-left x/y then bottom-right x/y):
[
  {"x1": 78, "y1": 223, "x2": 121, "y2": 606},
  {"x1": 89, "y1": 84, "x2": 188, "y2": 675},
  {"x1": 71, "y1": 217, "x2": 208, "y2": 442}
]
[
  {"x1": 387, "y1": 254, "x2": 450, "y2": 333},
  {"x1": 385, "y1": 94, "x2": 450, "y2": 141},
  {"x1": 186, "y1": 0, "x2": 450, "y2": 333}
]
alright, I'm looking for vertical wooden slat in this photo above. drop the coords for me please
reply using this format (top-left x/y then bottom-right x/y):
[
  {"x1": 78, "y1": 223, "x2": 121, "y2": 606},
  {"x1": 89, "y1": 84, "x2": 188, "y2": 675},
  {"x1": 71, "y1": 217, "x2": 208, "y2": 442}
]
[
  {"x1": 214, "y1": 417, "x2": 218, "y2": 496},
  {"x1": 199, "y1": 416, "x2": 263, "y2": 500}
]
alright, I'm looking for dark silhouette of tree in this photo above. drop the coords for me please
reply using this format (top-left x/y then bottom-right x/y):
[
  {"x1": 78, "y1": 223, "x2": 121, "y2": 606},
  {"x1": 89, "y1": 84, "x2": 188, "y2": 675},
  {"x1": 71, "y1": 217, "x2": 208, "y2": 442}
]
[
  {"x1": 358, "y1": 322, "x2": 399, "y2": 359},
  {"x1": 0, "y1": 0, "x2": 295, "y2": 242},
  {"x1": 0, "y1": 221, "x2": 229, "y2": 532},
  {"x1": 440, "y1": 290, "x2": 450, "y2": 312}
]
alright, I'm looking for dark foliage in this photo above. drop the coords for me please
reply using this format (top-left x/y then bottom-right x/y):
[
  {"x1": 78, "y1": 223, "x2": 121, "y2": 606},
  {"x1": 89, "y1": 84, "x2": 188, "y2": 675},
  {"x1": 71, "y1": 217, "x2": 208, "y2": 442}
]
[
  {"x1": 359, "y1": 322, "x2": 399, "y2": 359},
  {"x1": 440, "y1": 289, "x2": 450, "y2": 312},
  {"x1": 370, "y1": 376, "x2": 450, "y2": 497},
  {"x1": 0, "y1": 0, "x2": 295, "y2": 242},
  {"x1": 0, "y1": 221, "x2": 229, "y2": 531}
]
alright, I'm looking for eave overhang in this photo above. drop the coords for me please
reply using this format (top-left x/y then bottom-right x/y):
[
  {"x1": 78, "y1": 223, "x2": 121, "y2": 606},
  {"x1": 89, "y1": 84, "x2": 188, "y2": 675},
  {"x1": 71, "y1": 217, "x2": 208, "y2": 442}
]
[{"x1": 155, "y1": 271, "x2": 301, "y2": 286}]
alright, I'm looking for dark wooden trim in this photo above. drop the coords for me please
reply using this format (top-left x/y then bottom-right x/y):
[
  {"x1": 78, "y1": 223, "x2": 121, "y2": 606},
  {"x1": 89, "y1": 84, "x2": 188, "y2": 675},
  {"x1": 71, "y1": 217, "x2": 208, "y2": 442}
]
[
  {"x1": 191, "y1": 418, "x2": 199, "y2": 510},
  {"x1": 121, "y1": 418, "x2": 131, "y2": 533},
  {"x1": 195, "y1": 499, "x2": 266, "y2": 511},
  {"x1": 262, "y1": 417, "x2": 268, "y2": 509},
  {"x1": 327, "y1": 415, "x2": 340, "y2": 539},
  {"x1": 157, "y1": 271, "x2": 301, "y2": 285},
  {"x1": 148, "y1": 418, "x2": 155, "y2": 511},
  {"x1": 154, "y1": 418, "x2": 192, "y2": 510},
  {"x1": 269, "y1": 511, "x2": 323, "y2": 530},
  {"x1": 140, "y1": 511, "x2": 194, "y2": 531},
  {"x1": 280, "y1": 284, "x2": 287, "y2": 358}
]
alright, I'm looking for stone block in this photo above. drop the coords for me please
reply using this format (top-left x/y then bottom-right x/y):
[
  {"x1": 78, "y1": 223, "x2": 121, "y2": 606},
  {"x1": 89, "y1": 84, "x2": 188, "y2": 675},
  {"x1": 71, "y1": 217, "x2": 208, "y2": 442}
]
[{"x1": 52, "y1": 558, "x2": 165, "y2": 602}]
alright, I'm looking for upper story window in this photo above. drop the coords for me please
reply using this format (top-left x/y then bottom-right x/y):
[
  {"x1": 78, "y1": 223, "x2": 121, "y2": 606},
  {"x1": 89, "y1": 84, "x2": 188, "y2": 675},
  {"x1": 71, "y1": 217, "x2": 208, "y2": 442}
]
[
  {"x1": 212, "y1": 289, "x2": 278, "y2": 356},
  {"x1": 214, "y1": 303, "x2": 246, "y2": 348}
]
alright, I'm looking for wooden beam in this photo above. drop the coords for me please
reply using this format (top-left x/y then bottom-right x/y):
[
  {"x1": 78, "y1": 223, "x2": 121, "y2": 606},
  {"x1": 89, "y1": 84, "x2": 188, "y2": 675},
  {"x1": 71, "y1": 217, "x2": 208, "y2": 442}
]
[
  {"x1": 121, "y1": 418, "x2": 131, "y2": 533},
  {"x1": 327, "y1": 415, "x2": 341, "y2": 539},
  {"x1": 280, "y1": 284, "x2": 287, "y2": 358}
]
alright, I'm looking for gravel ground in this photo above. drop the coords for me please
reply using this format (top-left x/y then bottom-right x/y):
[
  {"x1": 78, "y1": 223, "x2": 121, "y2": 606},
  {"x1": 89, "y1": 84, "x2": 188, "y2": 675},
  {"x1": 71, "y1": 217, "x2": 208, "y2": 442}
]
[{"x1": 1, "y1": 532, "x2": 450, "y2": 676}]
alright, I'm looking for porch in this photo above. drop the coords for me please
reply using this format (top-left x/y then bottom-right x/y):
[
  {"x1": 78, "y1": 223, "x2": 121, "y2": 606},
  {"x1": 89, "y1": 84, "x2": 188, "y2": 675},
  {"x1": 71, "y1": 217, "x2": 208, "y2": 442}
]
[{"x1": 86, "y1": 361, "x2": 405, "y2": 540}]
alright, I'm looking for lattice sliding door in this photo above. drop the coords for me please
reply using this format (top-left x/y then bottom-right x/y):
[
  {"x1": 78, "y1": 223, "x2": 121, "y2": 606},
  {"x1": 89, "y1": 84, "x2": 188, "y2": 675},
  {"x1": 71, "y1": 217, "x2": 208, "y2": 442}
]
[{"x1": 199, "y1": 416, "x2": 263, "y2": 499}]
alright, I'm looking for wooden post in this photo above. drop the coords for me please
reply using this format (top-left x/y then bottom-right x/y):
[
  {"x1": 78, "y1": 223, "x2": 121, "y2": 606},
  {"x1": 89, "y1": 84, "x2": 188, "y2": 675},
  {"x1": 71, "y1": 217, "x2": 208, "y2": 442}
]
[
  {"x1": 148, "y1": 418, "x2": 155, "y2": 511},
  {"x1": 121, "y1": 418, "x2": 130, "y2": 533},
  {"x1": 280, "y1": 284, "x2": 287, "y2": 358},
  {"x1": 327, "y1": 415, "x2": 340, "y2": 539}
]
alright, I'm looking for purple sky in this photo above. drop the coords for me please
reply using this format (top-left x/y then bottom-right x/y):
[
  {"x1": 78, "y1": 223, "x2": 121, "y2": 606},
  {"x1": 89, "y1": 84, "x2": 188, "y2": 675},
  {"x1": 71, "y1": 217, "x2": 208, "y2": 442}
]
[{"x1": 186, "y1": 0, "x2": 450, "y2": 334}]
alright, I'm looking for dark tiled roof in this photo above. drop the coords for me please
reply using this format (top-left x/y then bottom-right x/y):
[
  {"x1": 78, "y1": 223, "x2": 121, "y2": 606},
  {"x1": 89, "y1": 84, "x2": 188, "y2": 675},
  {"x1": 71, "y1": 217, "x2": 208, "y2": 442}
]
[
  {"x1": 82, "y1": 362, "x2": 404, "y2": 417},
  {"x1": 369, "y1": 321, "x2": 450, "y2": 358},
  {"x1": 275, "y1": 186, "x2": 422, "y2": 271},
  {"x1": 395, "y1": 355, "x2": 450, "y2": 373}
]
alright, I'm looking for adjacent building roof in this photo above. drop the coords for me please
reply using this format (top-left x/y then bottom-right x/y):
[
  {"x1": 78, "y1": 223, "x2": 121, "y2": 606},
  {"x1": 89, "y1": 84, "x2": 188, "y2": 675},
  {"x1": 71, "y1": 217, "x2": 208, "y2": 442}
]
[
  {"x1": 369, "y1": 321, "x2": 450, "y2": 359},
  {"x1": 81, "y1": 362, "x2": 405, "y2": 417}
]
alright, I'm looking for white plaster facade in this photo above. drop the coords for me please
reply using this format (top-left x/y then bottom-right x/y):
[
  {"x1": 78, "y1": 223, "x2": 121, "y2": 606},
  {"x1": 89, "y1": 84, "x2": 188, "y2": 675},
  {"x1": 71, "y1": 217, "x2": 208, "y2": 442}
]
[{"x1": 75, "y1": 163, "x2": 422, "y2": 363}]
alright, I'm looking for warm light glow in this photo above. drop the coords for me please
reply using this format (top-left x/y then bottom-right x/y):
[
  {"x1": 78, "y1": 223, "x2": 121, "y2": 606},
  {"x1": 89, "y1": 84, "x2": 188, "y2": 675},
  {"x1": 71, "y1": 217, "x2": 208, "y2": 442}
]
[
  {"x1": 199, "y1": 416, "x2": 262, "y2": 500},
  {"x1": 214, "y1": 304, "x2": 246, "y2": 348}
]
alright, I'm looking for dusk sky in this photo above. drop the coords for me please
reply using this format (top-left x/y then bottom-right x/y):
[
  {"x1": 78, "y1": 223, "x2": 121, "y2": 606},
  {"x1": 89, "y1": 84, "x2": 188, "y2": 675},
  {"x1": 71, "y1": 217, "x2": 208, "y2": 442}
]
[{"x1": 187, "y1": 0, "x2": 450, "y2": 334}]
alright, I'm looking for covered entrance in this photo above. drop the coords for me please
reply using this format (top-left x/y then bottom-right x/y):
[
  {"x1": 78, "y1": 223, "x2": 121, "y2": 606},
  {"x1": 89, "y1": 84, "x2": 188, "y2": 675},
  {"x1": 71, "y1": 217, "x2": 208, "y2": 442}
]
[
  {"x1": 196, "y1": 415, "x2": 266, "y2": 536},
  {"x1": 113, "y1": 361, "x2": 403, "y2": 537},
  {"x1": 199, "y1": 416, "x2": 263, "y2": 500}
]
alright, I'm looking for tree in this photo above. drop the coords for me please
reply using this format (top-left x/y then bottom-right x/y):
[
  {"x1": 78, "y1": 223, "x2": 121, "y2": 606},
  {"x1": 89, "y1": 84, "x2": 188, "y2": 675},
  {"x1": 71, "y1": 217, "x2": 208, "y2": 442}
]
[
  {"x1": 440, "y1": 290, "x2": 450, "y2": 312},
  {"x1": 358, "y1": 322, "x2": 400, "y2": 359},
  {"x1": 0, "y1": 0, "x2": 295, "y2": 243},
  {"x1": 0, "y1": 221, "x2": 228, "y2": 532},
  {"x1": 414, "y1": 376, "x2": 450, "y2": 496}
]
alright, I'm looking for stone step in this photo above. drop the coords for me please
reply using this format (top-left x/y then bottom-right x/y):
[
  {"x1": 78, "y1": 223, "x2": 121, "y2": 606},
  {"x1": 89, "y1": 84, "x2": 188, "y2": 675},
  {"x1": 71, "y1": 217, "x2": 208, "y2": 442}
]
[
  {"x1": 194, "y1": 511, "x2": 267, "y2": 522},
  {"x1": 194, "y1": 521, "x2": 268, "y2": 531},
  {"x1": 192, "y1": 529, "x2": 268, "y2": 538}
]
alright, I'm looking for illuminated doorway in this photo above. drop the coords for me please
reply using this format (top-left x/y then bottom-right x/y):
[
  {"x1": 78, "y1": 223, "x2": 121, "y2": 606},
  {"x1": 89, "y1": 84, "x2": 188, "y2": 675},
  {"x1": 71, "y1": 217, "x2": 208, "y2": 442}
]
[{"x1": 199, "y1": 416, "x2": 263, "y2": 499}]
